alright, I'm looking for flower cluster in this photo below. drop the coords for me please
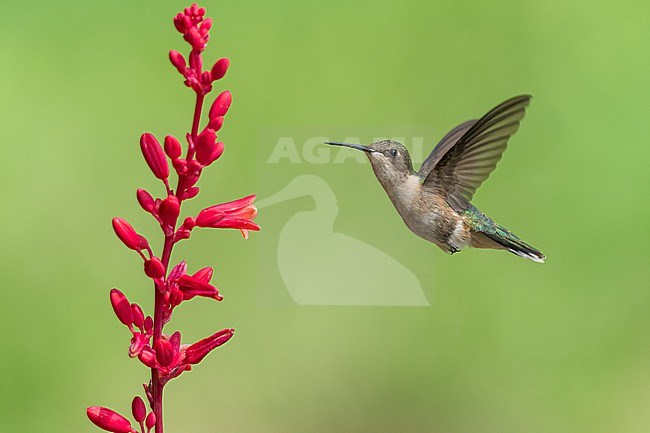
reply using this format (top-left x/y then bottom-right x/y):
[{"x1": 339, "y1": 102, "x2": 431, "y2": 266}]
[{"x1": 87, "y1": 4, "x2": 258, "y2": 433}]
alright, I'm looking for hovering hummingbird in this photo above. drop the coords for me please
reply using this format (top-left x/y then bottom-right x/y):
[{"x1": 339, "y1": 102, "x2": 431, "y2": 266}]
[{"x1": 325, "y1": 95, "x2": 545, "y2": 263}]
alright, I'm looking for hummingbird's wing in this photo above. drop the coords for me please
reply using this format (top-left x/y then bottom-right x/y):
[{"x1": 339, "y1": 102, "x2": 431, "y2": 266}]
[
  {"x1": 421, "y1": 95, "x2": 531, "y2": 211},
  {"x1": 419, "y1": 119, "x2": 478, "y2": 181}
]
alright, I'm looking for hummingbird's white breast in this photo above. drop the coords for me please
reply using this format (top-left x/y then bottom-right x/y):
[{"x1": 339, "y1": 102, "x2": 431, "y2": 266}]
[{"x1": 375, "y1": 172, "x2": 468, "y2": 253}]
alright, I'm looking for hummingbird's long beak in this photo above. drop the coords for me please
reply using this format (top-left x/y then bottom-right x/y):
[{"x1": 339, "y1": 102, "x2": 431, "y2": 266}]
[{"x1": 324, "y1": 141, "x2": 374, "y2": 153}]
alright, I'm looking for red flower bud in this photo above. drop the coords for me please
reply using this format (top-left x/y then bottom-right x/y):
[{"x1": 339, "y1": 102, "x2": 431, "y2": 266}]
[
  {"x1": 207, "y1": 115, "x2": 224, "y2": 131},
  {"x1": 211, "y1": 57, "x2": 229, "y2": 81},
  {"x1": 131, "y1": 303, "x2": 144, "y2": 329},
  {"x1": 112, "y1": 218, "x2": 141, "y2": 250},
  {"x1": 140, "y1": 133, "x2": 170, "y2": 180},
  {"x1": 185, "y1": 328, "x2": 235, "y2": 365},
  {"x1": 169, "y1": 50, "x2": 187, "y2": 74},
  {"x1": 209, "y1": 91, "x2": 232, "y2": 118},
  {"x1": 145, "y1": 412, "x2": 156, "y2": 429},
  {"x1": 136, "y1": 189, "x2": 155, "y2": 213},
  {"x1": 200, "y1": 17, "x2": 213, "y2": 34},
  {"x1": 183, "y1": 187, "x2": 200, "y2": 200},
  {"x1": 144, "y1": 316, "x2": 153, "y2": 334},
  {"x1": 144, "y1": 257, "x2": 166, "y2": 279},
  {"x1": 182, "y1": 217, "x2": 196, "y2": 230},
  {"x1": 172, "y1": 158, "x2": 188, "y2": 175},
  {"x1": 138, "y1": 348, "x2": 157, "y2": 368},
  {"x1": 87, "y1": 406, "x2": 136, "y2": 433},
  {"x1": 173, "y1": 13, "x2": 189, "y2": 33},
  {"x1": 110, "y1": 289, "x2": 133, "y2": 326},
  {"x1": 131, "y1": 396, "x2": 146, "y2": 423},
  {"x1": 154, "y1": 339, "x2": 174, "y2": 367},
  {"x1": 195, "y1": 129, "x2": 223, "y2": 166},
  {"x1": 164, "y1": 135, "x2": 183, "y2": 159},
  {"x1": 159, "y1": 195, "x2": 181, "y2": 228}
]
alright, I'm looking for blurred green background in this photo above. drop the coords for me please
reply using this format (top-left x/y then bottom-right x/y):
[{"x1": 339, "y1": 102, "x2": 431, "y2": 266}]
[{"x1": 1, "y1": 0, "x2": 649, "y2": 432}]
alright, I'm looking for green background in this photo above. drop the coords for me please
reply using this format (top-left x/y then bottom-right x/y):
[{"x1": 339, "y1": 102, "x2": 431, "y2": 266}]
[{"x1": 2, "y1": 1, "x2": 650, "y2": 432}]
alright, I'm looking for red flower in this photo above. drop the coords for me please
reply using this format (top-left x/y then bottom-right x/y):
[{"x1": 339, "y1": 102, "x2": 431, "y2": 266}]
[
  {"x1": 196, "y1": 195, "x2": 260, "y2": 238},
  {"x1": 177, "y1": 273, "x2": 222, "y2": 301},
  {"x1": 184, "y1": 328, "x2": 235, "y2": 364},
  {"x1": 92, "y1": 5, "x2": 257, "y2": 432}
]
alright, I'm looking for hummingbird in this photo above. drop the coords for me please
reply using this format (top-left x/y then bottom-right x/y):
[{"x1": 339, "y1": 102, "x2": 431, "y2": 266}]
[{"x1": 325, "y1": 95, "x2": 545, "y2": 263}]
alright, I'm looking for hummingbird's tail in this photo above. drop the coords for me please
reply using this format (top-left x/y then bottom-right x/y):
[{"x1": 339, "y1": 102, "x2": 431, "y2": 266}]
[
  {"x1": 464, "y1": 206, "x2": 545, "y2": 263},
  {"x1": 482, "y1": 227, "x2": 546, "y2": 263}
]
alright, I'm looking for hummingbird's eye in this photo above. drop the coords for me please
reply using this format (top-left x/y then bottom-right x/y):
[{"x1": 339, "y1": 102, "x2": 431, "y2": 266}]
[{"x1": 389, "y1": 149, "x2": 398, "y2": 157}]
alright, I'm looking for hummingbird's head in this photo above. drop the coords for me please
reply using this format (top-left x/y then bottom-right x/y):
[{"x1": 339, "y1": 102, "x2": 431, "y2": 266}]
[{"x1": 324, "y1": 139, "x2": 414, "y2": 181}]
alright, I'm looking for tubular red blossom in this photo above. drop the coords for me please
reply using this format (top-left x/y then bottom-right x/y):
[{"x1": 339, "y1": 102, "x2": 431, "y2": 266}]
[
  {"x1": 164, "y1": 135, "x2": 182, "y2": 159},
  {"x1": 211, "y1": 58, "x2": 229, "y2": 81},
  {"x1": 209, "y1": 91, "x2": 232, "y2": 118},
  {"x1": 136, "y1": 189, "x2": 156, "y2": 213},
  {"x1": 177, "y1": 274, "x2": 222, "y2": 300},
  {"x1": 159, "y1": 196, "x2": 181, "y2": 228},
  {"x1": 196, "y1": 195, "x2": 260, "y2": 232},
  {"x1": 140, "y1": 133, "x2": 170, "y2": 180},
  {"x1": 110, "y1": 289, "x2": 133, "y2": 327},
  {"x1": 154, "y1": 339, "x2": 174, "y2": 368},
  {"x1": 184, "y1": 328, "x2": 235, "y2": 365},
  {"x1": 86, "y1": 407, "x2": 136, "y2": 433},
  {"x1": 112, "y1": 218, "x2": 141, "y2": 250},
  {"x1": 131, "y1": 396, "x2": 146, "y2": 423},
  {"x1": 144, "y1": 257, "x2": 166, "y2": 279}
]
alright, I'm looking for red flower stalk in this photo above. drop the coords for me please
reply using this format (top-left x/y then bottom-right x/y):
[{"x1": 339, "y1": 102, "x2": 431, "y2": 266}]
[{"x1": 88, "y1": 4, "x2": 258, "y2": 433}]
